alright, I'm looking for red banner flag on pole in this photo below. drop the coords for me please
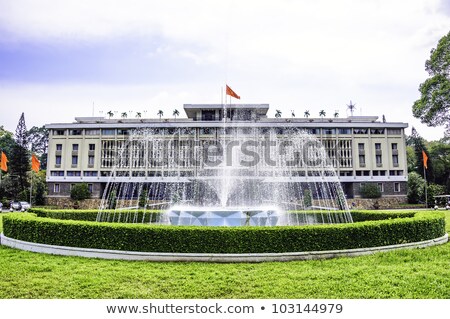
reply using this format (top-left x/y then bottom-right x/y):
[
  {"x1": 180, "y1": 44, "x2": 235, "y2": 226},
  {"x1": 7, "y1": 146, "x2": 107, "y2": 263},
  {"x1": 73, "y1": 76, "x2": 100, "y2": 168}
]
[
  {"x1": 226, "y1": 85, "x2": 240, "y2": 99},
  {"x1": 422, "y1": 150, "x2": 428, "y2": 169},
  {"x1": 31, "y1": 154, "x2": 40, "y2": 173},
  {"x1": 0, "y1": 151, "x2": 8, "y2": 172}
]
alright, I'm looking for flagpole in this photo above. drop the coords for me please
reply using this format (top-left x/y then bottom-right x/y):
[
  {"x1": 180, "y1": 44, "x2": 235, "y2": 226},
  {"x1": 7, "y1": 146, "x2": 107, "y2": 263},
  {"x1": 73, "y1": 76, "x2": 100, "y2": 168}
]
[
  {"x1": 30, "y1": 172, "x2": 33, "y2": 206},
  {"x1": 424, "y1": 164, "x2": 428, "y2": 208}
]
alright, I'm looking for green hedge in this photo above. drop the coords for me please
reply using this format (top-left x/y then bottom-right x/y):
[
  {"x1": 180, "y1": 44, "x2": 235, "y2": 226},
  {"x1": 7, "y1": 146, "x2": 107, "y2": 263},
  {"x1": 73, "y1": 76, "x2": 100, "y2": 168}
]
[
  {"x1": 29, "y1": 208, "x2": 164, "y2": 223},
  {"x1": 28, "y1": 208, "x2": 415, "y2": 224},
  {"x1": 2, "y1": 211, "x2": 446, "y2": 254}
]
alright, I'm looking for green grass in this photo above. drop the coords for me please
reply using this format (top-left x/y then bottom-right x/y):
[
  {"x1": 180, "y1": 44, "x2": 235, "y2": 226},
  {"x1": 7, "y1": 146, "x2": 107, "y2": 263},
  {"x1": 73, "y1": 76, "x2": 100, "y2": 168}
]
[{"x1": 0, "y1": 211, "x2": 449, "y2": 299}]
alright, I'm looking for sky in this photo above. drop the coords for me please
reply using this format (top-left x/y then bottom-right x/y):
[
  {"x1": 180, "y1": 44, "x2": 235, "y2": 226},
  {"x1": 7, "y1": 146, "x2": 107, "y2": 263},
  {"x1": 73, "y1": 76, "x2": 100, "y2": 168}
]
[{"x1": 0, "y1": 0, "x2": 449, "y2": 140}]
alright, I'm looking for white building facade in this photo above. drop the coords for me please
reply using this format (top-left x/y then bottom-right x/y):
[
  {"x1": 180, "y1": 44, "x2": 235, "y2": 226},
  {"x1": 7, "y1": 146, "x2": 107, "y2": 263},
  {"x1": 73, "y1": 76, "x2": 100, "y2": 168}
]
[{"x1": 45, "y1": 104, "x2": 408, "y2": 203}]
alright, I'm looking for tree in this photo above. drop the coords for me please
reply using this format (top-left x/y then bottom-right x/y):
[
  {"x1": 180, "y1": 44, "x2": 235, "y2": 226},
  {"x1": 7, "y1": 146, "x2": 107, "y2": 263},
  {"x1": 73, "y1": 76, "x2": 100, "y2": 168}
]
[
  {"x1": 303, "y1": 189, "x2": 312, "y2": 208},
  {"x1": 408, "y1": 127, "x2": 435, "y2": 182},
  {"x1": 33, "y1": 170, "x2": 47, "y2": 206},
  {"x1": 0, "y1": 126, "x2": 15, "y2": 156},
  {"x1": 28, "y1": 126, "x2": 49, "y2": 170},
  {"x1": 157, "y1": 110, "x2": 164, "y2": 120},
  {"x1": 319, "y1": 110, "x2": 326, "y2": 119},
  {"x1": 70, "y1": 183, "x2": 91, "y2": 201},
  {"x1": 360, "y1": 183, "x2": 381, "y2": 199},
  {"x1": 275, "y1": 110, "x2": 282, "y2": 118},
  {"x1": 107, "y1": 111, "x2": 114, "y2": 118},
  {"x1": 407, "y1": 172, "x2": 425, "y2": 204},
  {"x1": 121, "y1": 112, "x2": 128, "y2": 119},
  {"x1": 291, "y1": 110, "x2": 295, "y2": 118},
  {"x1": 136, "y1": 112, "x2": 142, "y2": 118},
  {"x1": 304, "y1": 110, "x2": 310, "y2": 118},
  {"x1": 173, "y1": 109, "x2": 180, "y2": 119},
  {"x1": 427, "y1": 183, "x2": 446, "y2": 208},
  {"x1": 412, "y1": 31, "x2": 450, "y2": 136},
  {"x1": 334, "y1": 111, "x2": 339, "y2": 118},
  {"x1": 428, "y1": 139, "x2": 450, "y2": 192},
  {"x1": 9, "y1": 113, "x2": 30, "y2": 199}
]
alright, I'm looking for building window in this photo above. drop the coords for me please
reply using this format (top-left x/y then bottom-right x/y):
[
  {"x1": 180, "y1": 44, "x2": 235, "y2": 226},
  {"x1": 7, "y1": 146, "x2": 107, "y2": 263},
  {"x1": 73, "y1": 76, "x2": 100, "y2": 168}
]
[
  {"x1": 88, "y1": 156, "x2": 95, "y2": 166},
  {"x1": 69, "y1": 129, "x2": 82, "y2": 136},
  {"x1": 88, "y1": 184, "x2": 93, "y2": 193},
  {"x1": 392, "y1": 155, "x2": 399, "y2": 166},
  {"x1": 72, "y1": 144, "x2": 79, "y2": 151},
  {"x1": 359, "y1": 155, "x2": 366, "y2": 166},
  {"x1": 83, "y1": 171, "x2": 98, "y2": 177},
  {"x1": 391, "y1": 143, "x2": 398, "y2": 150},
  {"x1": 54, "y1": 184, "x2": 60, "y2": 193},
  {"x1": 375, "y1": 143, "x2": 381, "y2": 150},
  {"x1": 376, "y1": 155, "x2": 382, "y2": 166},
  {"x1": 72, "y1": 156, "x2": 78, "y2": 165},
  {"x1": 56, "y1": 144, "x2": 62, "y2": 151},
  {"x1": 55, "y1": 155, "x2": 62, "y2": 165},
  {"x1": 50, "y1": 171, "x2": 64, "y2": 176},
  {"x1": 358, "y1": 143, "x2": 364, "y2": 150},
  {"x1": 323, "y1": 128, "x2": 336, "y2": 135},
  {"x1": 117, "y1": 129, "x2": 130, "y2": 136},
  {"x1": 338, "y1": 128, "x2": 351, "y2": 134},
  {"x1": 102, "y1": 129, "x2": 116, "y2": 136},
  {"x1": 353, "y1": 128, "x2": 368, "y2": 134},
  {"x1": 394, "y1": 182, "x2": 400, "y2": 192},
  {"x1": 89, "y1": 144, "x2": 95, "y2": 151},
  {"x1": 85, "y1": 129, "x2": 100, "y2": 135},
  {"x1": 387, "y1": 129, "x2": 401, "y2": 135},
  {"x1": 370, "y1": 128, "x2": 385, "y2": 134},
  {"x1": 306, "y1": 128, "x2": 321, "y2": 135},
  {"x1": 53, "y1": 130, "x2": 65, "y2": 136},
  {"x1": 378, "y1": 183, "x2": 384, "y2": 192},
  {"x1": 67, "y1": 171, "x2": 81, "y2": 176}
]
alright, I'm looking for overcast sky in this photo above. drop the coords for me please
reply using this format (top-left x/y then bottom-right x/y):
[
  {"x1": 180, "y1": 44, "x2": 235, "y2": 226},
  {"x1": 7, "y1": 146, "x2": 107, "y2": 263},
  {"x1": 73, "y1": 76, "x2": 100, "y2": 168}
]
[{"x1": 0, "y1": 0, "x2": 449, "y2": 140}]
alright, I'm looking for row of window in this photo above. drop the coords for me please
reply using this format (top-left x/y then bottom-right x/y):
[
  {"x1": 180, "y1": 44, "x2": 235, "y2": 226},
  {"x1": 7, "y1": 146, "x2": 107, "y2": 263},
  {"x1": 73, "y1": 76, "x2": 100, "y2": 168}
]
[
  {"x1": 50, "y1": 169, "x2": 405, "y2": 178},
  {"x1": 339, "y1": 170, "x2": 404, "y2": 177},
  {"x1": 56, "y1": 143, "x2": 96, "y2": 151},
  {"x1": 53, "y1": 183, "x2": 93, "y2": 193},
  {"x1": 364, "y1": 182, "x2": 401, "y2": 193},
  {"x1": 51, "y1": 171, "x2": 98, "y2": 177},
  {"x1": 358, "y1": 143, "x2": 399, "y2": 167},
  {"x1": 52, "y1": 127, "x2": 403, "y2": 136}
]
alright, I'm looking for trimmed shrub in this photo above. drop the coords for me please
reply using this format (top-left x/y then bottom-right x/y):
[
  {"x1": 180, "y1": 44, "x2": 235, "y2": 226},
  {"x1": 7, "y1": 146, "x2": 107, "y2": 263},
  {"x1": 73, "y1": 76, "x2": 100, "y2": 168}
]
[
  {"x1": 360, "y1": 183, "x2": 382, "y2": 199},
  {"x1": 29, "y1": 208, "x2": 163, "y2": 223},
  {"x1": 2, "y1": 211, "x2": 446, "y2": 254},
  {"x1": 70, "y1": 183, "x2": 91, "y2": 201}
]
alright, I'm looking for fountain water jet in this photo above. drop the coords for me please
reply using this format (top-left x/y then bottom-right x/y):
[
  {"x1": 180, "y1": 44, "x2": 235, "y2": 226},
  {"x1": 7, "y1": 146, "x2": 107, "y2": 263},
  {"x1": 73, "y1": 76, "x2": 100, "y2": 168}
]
[{"x1": 97, "y1": 125, "x2": 353, "y2": 226}]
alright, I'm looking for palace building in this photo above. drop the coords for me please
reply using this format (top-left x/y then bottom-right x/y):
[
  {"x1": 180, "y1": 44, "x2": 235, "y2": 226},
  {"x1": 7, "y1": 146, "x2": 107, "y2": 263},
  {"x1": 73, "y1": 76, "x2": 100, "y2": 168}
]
[{"x1": 45, "y1": 104, "x2": 408, "y2": 204}]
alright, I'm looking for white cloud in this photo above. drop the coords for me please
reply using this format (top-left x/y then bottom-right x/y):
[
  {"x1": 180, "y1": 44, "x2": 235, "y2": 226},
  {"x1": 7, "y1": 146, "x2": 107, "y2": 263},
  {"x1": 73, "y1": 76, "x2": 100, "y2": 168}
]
[{"x1": 0, "y1": 0, "x2": 449, "y2": 140}]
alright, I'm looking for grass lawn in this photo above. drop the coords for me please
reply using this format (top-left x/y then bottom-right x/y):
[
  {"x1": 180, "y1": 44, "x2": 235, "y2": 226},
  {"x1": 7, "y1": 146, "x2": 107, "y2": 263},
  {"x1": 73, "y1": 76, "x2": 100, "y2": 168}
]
[{"x1": 0, "y1": 211, "x2": 449, "y2": 299}]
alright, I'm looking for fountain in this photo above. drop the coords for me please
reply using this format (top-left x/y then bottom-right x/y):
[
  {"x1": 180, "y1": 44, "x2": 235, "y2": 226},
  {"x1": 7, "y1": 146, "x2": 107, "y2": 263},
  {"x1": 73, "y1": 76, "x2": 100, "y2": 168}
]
[{"x1": 97, "y1": 123, "x2": 353, "y2": 226}]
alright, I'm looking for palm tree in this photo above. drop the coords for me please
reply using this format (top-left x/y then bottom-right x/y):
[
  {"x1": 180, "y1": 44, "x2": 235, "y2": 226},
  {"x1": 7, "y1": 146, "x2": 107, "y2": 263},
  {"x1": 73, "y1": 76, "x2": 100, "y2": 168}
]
[
  {"x1": 136, "y1": 112, "x2": 142, "y2": 118},
  {"x1": 107, "y1": 111, "x2": 114, "y2": 119},
  {"x1": 173, "y1": 109, "x2": 180, "y2": 119},
  {"x1": 157, "y1": 110, "x2": 164, "y2": 120},
  {"x1": 319, "y1": 110, "x2": 326, "y2": 119},
  {"x1": 347, "y1": 100, "x2": 356, "y2": 116},
  {"x1": 334, "y1": 111, "x2": 339, "y2": 118},
  {"x1": 304, "y1": 110, "x2": 310, "y2": 118},
  {"x1": 121, "y1": 112, "x2": 127, "y2": 119},
  {"x1": 275, "y1": 110, "x2": 282, "y2": 118},
  {"x1": 291, "y1": 110, "x2": 295, "y2": 118}
]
